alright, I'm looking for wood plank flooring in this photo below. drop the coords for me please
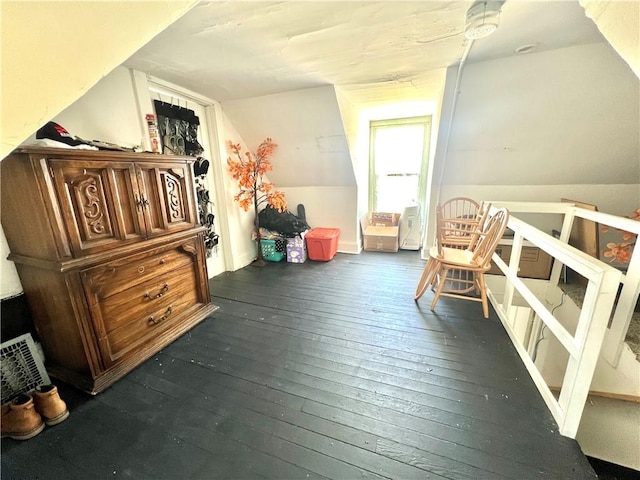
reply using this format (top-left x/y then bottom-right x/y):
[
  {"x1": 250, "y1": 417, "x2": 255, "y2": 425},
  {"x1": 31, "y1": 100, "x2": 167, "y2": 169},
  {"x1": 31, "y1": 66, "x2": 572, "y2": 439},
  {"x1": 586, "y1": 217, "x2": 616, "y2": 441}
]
[{"x1": 1, "y1": 250, "x2": 598, "y2": 479}]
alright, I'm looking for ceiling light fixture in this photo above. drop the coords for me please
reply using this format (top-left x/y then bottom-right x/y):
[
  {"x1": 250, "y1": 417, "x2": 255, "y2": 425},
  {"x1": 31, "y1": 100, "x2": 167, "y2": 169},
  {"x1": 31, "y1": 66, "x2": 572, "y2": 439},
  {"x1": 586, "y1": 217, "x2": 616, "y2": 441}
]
[{"x1": 464, "y1": 1, "x2": 504, "y2": 40}]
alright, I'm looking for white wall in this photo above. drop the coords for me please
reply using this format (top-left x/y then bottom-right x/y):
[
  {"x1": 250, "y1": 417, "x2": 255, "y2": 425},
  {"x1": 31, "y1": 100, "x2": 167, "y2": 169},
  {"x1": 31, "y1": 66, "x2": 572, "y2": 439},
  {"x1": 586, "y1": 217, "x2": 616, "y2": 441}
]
[
  {"x1": 279, "y1": 186, "x2": 359, "y2": 254},
  {"x1": 216, "y1": 85, "x2": 363, "y2": 254},
  {"x1": 335, "y1": 89, "x2": 367, "y2": 246},
  {"x1": 0, "y1": 227, "x2": 21, "y2": 299},
  {"x1": 221, "y1": 85, "x2": 360, "y2": 256},
  {"x1": 218, "y1": 114, "x2": 264, "y2": 268},
  {"x1": 21, "y1": 67, "x2": 144, "y2": 148},
  {"x1": 222, "y1": 86, "x2": 356, "y2": 188},
  {"x1": 444, "y1": 43, "x2": 639, "y2": 187},
  {"x1": 426, "y1": 42, "x2": 640, "y2": 246}
]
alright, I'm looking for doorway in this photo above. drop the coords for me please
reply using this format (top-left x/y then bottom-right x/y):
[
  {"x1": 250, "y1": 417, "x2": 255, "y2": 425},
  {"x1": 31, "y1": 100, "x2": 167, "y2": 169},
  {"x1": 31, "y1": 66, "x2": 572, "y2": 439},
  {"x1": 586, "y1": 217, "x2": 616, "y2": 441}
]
[
  {"x1": 147, "y1": 84, "x2": 227, "y2": 277},
  {"x1": 368, "y1": 116, "x2": 431, "y2": 213}
]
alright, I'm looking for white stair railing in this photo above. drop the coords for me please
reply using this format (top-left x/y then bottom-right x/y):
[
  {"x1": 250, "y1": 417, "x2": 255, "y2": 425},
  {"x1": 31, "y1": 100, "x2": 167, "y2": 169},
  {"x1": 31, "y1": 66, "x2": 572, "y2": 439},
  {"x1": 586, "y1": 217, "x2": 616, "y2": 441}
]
[
  {"x1": 485, "y1": 202, "x2": 631, "y2": 438},
  {"x1": 558, "y1": 206, "x2": 640, "y2": 366},
  {"x1": 491, "y1": 202, "x2": 640, "y2": 367}
]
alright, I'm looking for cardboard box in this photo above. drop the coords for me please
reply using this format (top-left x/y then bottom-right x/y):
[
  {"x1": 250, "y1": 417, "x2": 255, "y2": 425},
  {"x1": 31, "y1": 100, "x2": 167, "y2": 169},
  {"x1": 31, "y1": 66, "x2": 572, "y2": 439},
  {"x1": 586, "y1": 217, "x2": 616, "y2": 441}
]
[
  {"x1": 489, "y1": 242, "x2": 553, "y2": 279},
  {"x1": 360, "y1": 212, "x2": 400, "y2": 252},
  {"x1": 370, "y1": 212, "x2": 400, "y2": 227}
]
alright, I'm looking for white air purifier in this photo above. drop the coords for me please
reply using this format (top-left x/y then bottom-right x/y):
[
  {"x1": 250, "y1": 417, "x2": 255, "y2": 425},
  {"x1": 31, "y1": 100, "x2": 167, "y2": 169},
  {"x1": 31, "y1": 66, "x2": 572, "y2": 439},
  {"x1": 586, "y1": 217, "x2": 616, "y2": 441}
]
[{"x1": 399, "y1": 204, "x2": 422, "y2": 250}]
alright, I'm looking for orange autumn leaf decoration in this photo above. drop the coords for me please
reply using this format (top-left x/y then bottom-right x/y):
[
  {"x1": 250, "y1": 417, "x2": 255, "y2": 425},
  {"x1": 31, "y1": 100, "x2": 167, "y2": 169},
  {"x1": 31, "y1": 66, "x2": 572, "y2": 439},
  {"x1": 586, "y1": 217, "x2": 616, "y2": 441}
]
[
  {"x1": 601, "y1": 208, "x2": 638, "y2": 264},
  {"x1": 227, "y1": 138, "x2": 287, "y2": 214}
]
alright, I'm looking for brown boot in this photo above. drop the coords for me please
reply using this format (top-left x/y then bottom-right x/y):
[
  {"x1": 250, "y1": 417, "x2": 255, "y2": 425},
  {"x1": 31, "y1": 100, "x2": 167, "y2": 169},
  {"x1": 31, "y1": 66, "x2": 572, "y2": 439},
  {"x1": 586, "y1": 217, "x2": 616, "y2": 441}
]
[
  {"x1": 33, "y1": 384, "x2": 69, "y2": 426},
  {"x1": 1, "y1": 394, "x2": 45, "y2": 440}
]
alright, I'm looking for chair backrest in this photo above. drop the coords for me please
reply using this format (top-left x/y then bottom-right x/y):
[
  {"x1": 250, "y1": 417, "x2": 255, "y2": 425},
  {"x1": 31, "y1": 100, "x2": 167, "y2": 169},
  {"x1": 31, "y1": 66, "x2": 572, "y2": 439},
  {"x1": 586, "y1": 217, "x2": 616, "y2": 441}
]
[
  {"x1": 469, "y1": 207, "x2": 510, "y2": 268},
  {"x1": 466, "y1": 201, "x2": 491, "y2": 251},
  {"x1": 440, "y1": 197, "x2": 480, "y2": 224},
  {"x1": 438, "y1": 197, "x2": 484, "y2": 249}
]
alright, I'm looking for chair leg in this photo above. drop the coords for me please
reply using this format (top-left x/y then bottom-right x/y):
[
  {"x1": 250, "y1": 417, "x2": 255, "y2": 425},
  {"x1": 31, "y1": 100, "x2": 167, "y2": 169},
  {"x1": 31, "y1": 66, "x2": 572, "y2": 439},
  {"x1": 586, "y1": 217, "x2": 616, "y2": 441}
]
[
  {"x1": 478, "y1": 273, "x2": 489, "y2": 318},
  {"x1": 415, "y1": 257, "x2": 440, "y2": 301},
  {"x1": 430, "y1": 267, "x2": 450, "y2": 311}
]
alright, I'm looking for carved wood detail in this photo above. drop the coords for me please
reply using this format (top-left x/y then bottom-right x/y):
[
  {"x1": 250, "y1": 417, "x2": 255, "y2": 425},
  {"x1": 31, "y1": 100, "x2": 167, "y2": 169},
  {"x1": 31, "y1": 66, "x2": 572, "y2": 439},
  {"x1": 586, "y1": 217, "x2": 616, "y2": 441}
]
[
  {"x1": 164, "y1": 175, "x2": 184, "y2": 220},
  {"x1": 1, "y1": 147, "x2": 214, "y2": 394},
  {"x1": 69, "y1": 174, "x2": 112, "y2": 240},
  {"x1": 180, "y1": 242, "x2": 197, "y2": 256}
]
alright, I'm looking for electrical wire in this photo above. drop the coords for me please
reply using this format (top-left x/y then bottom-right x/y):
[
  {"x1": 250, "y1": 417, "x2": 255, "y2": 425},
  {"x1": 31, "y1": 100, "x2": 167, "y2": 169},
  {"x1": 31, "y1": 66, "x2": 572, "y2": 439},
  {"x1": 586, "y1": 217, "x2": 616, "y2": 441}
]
[
  {"x1": 436, "y1": 38, "x2": 474, "y2": 203},
  {"x1": 400, "y1": 222, "x2": 417, "y2": 249},
  {"x1": 532, "y1": 292, "x2": 565, "y2": 363},
  {"x1": 399, "y1": 205, "x2": 421, "y2": 249}
]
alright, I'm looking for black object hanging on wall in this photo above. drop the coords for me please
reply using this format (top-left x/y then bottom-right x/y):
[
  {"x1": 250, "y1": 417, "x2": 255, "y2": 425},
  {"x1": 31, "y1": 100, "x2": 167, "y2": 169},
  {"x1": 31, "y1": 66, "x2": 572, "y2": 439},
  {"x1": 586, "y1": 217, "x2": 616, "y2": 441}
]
[
  {"x1": 153, "y1": 100, "x2": 204, "y2": 157},
  {"x1": 154, "y1": 100, "x2": 217, "y2": 255}
]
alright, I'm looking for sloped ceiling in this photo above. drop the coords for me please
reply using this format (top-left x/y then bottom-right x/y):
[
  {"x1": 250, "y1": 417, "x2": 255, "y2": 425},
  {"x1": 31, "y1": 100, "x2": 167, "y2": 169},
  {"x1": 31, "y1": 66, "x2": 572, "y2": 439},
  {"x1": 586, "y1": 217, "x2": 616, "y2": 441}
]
[
  {"x1": 581, "y1": 0, "x2": 640, "y2": 77},
  {"x1": 223, "y1": 85, "x2": 355, "y2": 188},
  {"x1": 1, "y1": 0, "x2": 198, "y2": 159},
  {"x1": 124, "y1": 1, "x2": 607, "y2": 109}
]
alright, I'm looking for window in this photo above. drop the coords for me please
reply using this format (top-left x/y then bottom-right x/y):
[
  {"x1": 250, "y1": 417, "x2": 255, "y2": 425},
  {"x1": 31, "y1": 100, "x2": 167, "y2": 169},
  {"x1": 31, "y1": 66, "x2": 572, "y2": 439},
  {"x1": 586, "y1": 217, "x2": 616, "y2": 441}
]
[{"x1": 369, "y1": 116, "x2": 431, "y2": 213}]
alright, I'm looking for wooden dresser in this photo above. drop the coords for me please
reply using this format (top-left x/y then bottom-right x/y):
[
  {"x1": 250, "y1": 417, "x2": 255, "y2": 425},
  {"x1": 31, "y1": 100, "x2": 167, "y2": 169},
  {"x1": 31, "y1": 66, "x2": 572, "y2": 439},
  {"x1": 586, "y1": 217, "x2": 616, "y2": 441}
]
[{"x1": 1, "y1": 147, "x2": 217, "y2": 393}]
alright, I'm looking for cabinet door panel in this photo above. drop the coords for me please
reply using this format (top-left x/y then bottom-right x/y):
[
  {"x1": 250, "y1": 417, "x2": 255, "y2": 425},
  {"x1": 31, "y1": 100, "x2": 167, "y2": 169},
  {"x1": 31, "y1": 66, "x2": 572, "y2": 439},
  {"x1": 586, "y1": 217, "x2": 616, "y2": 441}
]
[
  {"x1": 111, "y1": 167, "x2": 147, "y2": 242},
  {"x1": 138, "y1": 163, "x2": 197, "y2": 237},
  {"x1": 49, "y1": 160, "x2": 145, "y2": 255}
]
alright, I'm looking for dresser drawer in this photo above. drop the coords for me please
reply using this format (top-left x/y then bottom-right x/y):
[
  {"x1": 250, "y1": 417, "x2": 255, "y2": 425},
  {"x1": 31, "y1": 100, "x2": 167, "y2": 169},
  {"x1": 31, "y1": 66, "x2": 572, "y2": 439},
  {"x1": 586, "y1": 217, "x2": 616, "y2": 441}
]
[
  {"x1": 82, "y1": 241, "x2": 196, "y2": 302},
  {"x1": 97, "y1": 263, "x2": 200, "y2": 362}
]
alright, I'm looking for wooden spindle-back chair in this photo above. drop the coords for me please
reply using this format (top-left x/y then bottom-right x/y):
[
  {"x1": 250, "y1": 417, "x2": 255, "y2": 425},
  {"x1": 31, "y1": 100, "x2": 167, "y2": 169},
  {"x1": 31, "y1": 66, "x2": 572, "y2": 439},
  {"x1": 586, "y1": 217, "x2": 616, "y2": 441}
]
[
  {"x1": 414, "y1": 198, "x2": 489, "y2": 300},
  {"x1": 427, "y1": 207, "x2": 510, "y2": 318}
]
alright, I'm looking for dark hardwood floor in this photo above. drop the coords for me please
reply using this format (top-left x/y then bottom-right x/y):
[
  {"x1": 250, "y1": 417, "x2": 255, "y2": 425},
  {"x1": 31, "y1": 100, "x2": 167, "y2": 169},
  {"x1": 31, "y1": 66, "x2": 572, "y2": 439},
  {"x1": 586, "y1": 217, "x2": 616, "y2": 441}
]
[{"x1": 2, "y1": 250, "x2": 598, "y2": 479}]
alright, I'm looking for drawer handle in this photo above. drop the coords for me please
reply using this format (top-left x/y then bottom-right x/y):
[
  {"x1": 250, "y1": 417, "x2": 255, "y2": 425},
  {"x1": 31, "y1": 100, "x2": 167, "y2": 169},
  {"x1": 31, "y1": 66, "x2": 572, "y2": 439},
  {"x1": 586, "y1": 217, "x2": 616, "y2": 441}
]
[
  {"x1": 144, "y1": 283, "x2": 169, "y2": 300},
  {"x1": 148, "y1": 306, "x2": 172, "y2": 325}
]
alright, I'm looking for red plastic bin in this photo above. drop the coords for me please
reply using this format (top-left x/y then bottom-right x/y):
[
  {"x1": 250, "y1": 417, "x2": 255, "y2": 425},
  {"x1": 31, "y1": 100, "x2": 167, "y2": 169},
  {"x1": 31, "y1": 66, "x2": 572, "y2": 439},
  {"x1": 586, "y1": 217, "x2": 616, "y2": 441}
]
[{"x1": 305, "y1": 228, "x2": 340, "y2": 261}]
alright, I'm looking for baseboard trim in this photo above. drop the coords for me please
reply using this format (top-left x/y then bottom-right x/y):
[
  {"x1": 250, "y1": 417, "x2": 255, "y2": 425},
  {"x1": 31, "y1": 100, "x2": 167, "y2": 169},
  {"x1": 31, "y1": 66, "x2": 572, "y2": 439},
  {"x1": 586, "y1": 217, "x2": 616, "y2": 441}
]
[
  {"x1": 338, "y1": 241, "x2": 361, "y2": 254},
  {"x1": 549, "y1": 386, "x2": 640, "y2": 403}
]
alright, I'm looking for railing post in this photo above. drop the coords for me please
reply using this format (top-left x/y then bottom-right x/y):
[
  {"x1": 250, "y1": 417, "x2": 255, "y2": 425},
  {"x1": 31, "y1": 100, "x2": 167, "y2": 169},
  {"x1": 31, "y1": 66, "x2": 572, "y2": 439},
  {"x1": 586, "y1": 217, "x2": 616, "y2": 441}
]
[
  {"x1": 503, "y1": 233, "x2": 524, "y2": 318},
  {"x1": 548, "y1": 206, "x2": 575, "y2": 295},
  {"x1": 556, "y1": 270, "x2": 621, "y2": 437}
]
